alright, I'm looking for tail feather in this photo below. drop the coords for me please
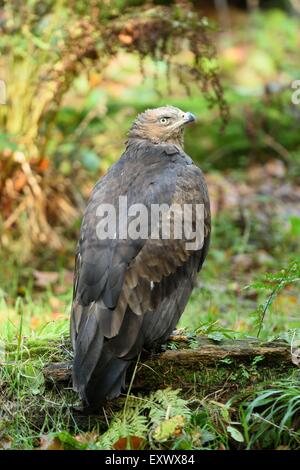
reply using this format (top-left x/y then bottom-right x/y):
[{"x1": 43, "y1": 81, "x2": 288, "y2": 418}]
[
  {"x1": 73, "y1": 344, "x2": 129, "y2": 408},
  {"x1": 72, "y1": 308, "x2": 130, "y2": 407},
  {"x1": 85, "y1": 347, "x2": 129, "y2": 405},
  {"x1": 72, "y1": 303, "x2": 141, "y2": 408},
  {"x1": 72, "y1": 307, "x2": 104, "y2": 391}
]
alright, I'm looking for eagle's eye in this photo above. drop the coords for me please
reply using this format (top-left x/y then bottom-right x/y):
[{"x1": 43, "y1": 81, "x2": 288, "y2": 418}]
[{"x1": 159, "y1": 117, "x2": 169, "y2": 125}]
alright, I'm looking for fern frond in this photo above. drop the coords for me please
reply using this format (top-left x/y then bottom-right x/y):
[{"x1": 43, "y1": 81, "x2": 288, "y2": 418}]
[
  {"x1": 96, "y1": 407, "x2": 148, "y2": 450},
  {"x1": 144, "y1": 388, "x2": 191, "y2": 426}
]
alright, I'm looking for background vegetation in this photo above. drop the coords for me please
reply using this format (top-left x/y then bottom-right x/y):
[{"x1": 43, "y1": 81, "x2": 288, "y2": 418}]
[{"x1": 0, "y1": 0, "x2": 299, "y2": 450}]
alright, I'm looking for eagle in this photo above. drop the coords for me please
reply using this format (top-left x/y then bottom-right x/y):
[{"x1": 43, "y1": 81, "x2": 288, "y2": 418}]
[{"x1": 71, "y1": 105, "x2": 211, "y2": 409}]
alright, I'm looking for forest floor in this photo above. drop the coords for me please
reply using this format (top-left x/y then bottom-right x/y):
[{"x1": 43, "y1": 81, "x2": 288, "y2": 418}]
[{"x1": 1, "y1": 161, "x2": 299, "y2": 450}]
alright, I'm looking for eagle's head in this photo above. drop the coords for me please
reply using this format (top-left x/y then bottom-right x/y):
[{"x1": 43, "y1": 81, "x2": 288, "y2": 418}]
[{"x1": 128, "y1": 105, "x2": 196, "y2": 147}]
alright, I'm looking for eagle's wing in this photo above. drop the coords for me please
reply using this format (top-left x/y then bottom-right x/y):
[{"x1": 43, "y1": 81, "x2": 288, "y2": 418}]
[{"x1": 71, "y1": 141, "x2": 210, "y2": 406}]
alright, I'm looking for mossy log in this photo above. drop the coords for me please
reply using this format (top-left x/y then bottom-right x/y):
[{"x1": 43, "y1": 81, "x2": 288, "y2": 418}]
[
  {"x1": 43, "y1": 337, "x2": 294, "y2": 392},
  {"x1": 18, "y1": 336, "x2": 292, "y2": 431}
]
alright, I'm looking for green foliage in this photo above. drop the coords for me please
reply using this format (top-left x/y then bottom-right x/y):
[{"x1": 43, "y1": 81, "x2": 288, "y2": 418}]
[
  {"x1": 195, "y1": 321, "x2": 236, "y2": 341},
  {"x1": 0, "y1": 305, "x2": 299, "y2": 450},
  {"x1": 241, "y1": 374, "x2": 300, "y2": 449},
  {"x1": 249, "y1": 261, "x2": 300, "y2": 337},
  {"x1": 146, "y1": 388, "x2": 191, "y2": 425},
  {"x1": 0, "y1": 0, "x2": 229, "y2": 256},
  {"x1": 227, "y1": 425, "x2": 244, "y2": 443},
  {"x1": 96, "y1": 407, "x2": 148, "y2": 450},
  {"x1": 95, "y1": 388, "x2": 191, "y2": 449}
]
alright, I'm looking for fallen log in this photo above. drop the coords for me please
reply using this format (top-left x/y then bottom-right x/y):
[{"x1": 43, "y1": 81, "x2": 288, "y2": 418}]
[
  {"x1": 43, "y1": 337, "x2": 294, "y2": 391},
  {"x1": 12, "y1": 335, "x2": 290, "y2": 431}
]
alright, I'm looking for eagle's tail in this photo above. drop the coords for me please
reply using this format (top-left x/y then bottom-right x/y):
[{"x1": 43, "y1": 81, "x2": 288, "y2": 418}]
[
  {"x1": 73, "y1": 344, "x2": 129, "y2": 409},
  {"x1": 71, "y1": 301, "x2": 131, "y2": 409}
]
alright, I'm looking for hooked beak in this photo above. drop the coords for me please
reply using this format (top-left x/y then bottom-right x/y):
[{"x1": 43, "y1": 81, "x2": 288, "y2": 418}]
[
  {"x1": 183, "y1": 112, "x2": 196, "y2": 125},
  {"x1": 170, "y1": 111, "x2": 197, "y2": 134}
]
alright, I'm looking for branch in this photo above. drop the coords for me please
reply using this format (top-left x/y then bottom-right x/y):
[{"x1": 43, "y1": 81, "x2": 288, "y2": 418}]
[{"x1": 43, "y1": 337, "x2": 293, "y2": 390}]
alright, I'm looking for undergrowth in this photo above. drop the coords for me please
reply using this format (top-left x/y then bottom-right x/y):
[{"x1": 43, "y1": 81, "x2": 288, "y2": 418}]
[
  {"x1": 0, "y1": 312, "x2": 299, "y2": 449},
  {"x1": 0, "y1": 221, "x2": 299, "y2": 449}
]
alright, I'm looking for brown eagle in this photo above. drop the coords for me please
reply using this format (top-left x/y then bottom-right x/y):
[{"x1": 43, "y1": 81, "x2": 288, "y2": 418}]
[{"x1": 71, "y1": 106, "x2": 211, "y2": 408}]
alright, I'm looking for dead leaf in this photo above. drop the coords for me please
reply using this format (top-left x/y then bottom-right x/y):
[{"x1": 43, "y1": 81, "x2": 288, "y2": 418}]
[
  {"x1": 63, "y1": 270, "x2": 74, "y2": 285},
  {"x1": 222, "y1": 46, "x2": 247, "y2": 65},
  {"x1": 118, "y1": 33, "x2": 133, "y2": 45},
  {"x1": 265, "y1": 159, "x2": 286, "y2": 178},
  {"x1": 37, "y1": 158, "x2": 50, "y2": 172},
  {"x1": 53, "y1": 285, "x2": 68, "y2": 295},
  {"x1": 13, "y1": 171, "x2": 27, "y2": 192},
  {"x1": 0, "y1": 436, "x2": 13, "y2": 449},
  {"x1": 153, "y1": 415, "x2": 185, "y2": 442},
  {"x1": 232, "y1": 254, "x2": 253, "y2": 272},
  {"x1": 53, "y1": 270, "x2": 73, "y2": 294},
  {"x1": 33, "y1": 271, "x2": 59, "y2": 287},
  {"x1": 291, "y1": 348, "x2": 300, "y2": 367},
  {"x1": 30, "y1": 317, "x2": 41, "y2": 329},
  {"x1": 39, "y1": 435, "x2": 64, "y2": 450},
  {"x1": 113, "y1": 436, "x2": 146, "y2": 450},
  {"x1": 89, "y1": 73, "x2": 102, "y2": 87},
  {"x1": 49, "y1": 296, "x2": 63, "y2": 310},
  {"x1": 75, "y1": 431, "x2": 98, "y2": 445},
  {"x1": 49, "y1": 311, "x2": 65, "y2": 320}
]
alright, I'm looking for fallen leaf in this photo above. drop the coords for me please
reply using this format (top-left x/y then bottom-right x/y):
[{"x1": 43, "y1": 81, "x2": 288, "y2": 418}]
[
  {"x1": 30, "y1": 317, "x2": 41, "y2": 329},
  {"x1": 118, "y1": 33, "x2": 133, "y2": 45},
  {"x1": 49, "y1": 297, "x2": 63, "y2": 310},
  {"x1": 113, "y1": 436, "x2": 146, "y2": 450},
  {"x1": 0, "y1": 436, "x2": 13, "y2": 449},
  {"x1": 63, "y1": 270, "x2": 74, "y2": 285},
  {"x1": 39, "y1": 435, "x2": 64, "y2": 450},
  {"x1": 53, "y1": 285, "x2": 67, "y2": 295},
  {"x1": 265, "y1": 159, "x2": 286, "y2": 178},
  {"x1": 50, "y1": 311, "x2": 65, "y2": 320},
  {"x1": 33, "y1": 271, "x2": 59, "y2": 288},
  {"x1": 222, "y1": 46, "x2": 247, "y2": 65},
  {"x1": 291, "y1": 348, "x2": 300, "y2": 367},
  {"x1": 13, "y1": 171, "x2": 27, "y2": 192},
  {"x1": 232, "y1": 254, "x2": 253, "y2": 272},
  {"x1": 37, "y1": 158, "x2": 50, "y2": 172},
  {"x1": 153, "y1": 415, "x2": 185, "y2": 442},
  {"x1": 75, "y1": 431, "x2": 98, "y2": 445},
  {"x1": 39, "y1": 432, "x2": 87, "y2": 450},
  {"x1": 53, "y1": 270, "x2": 73, "y2": 294}
]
